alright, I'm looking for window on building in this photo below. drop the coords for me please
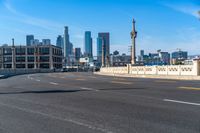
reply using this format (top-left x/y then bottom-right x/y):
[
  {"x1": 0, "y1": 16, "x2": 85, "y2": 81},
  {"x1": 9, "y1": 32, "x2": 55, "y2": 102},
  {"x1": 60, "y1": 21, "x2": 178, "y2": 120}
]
[
  {"x1": 40, "y1": 56, "x2": 49, "y2": 62},
  {"x1": 39, "y1": 48, "x2": 49, "y2": 55},
  {"x1": 27, "y1": 48, "x2": 34, "y2": 55},
  {"x1": 4, "y1": 48, "x2": 12, "y2": 55},
  {"x1": 16, "y1": 57, "x2": 26, "y2": 62},
  {"x1": 28, "y1": 57, "x2": 34, "y2": 62}
]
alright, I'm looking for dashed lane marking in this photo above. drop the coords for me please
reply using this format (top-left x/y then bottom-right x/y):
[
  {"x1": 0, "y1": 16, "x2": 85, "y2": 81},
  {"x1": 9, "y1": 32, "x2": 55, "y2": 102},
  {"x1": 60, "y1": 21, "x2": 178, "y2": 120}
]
[
  {"x1": 80, "y1": 87, "x2": 99, "y2": 92},
  {"x1": 155, "y1": 80, "x2": 176, "y2": 83},
  {"x1": 76, "y1": 79, "x2": 86, "y2": 81},
  {"x1": 179, "y1": 86, "x2": 200, "y2": 91},
  {"x1": 49, "y1": 82, "x2": 58, "y2": 85},
  {"x1": 163, "y1": 99, "x2": 200, "y2": 106},
  {"x1": 111, "y1": 81, "x2": 132, "y2": 85}
]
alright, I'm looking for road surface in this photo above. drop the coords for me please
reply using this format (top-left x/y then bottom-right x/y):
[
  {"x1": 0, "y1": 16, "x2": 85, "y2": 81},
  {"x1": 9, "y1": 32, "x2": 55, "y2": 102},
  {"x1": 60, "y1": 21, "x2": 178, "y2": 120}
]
[{"x1": 0, "y1": 72, "x2": 199, "y2": 133}]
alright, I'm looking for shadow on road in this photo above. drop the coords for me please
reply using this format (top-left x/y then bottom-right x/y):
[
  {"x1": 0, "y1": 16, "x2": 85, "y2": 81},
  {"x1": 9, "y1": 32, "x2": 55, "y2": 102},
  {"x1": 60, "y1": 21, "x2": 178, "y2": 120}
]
[
  {"x1": 0, "y1": 89, "x2": 86, "y2": 95},
  {"x1": 0, "y1": 87, "x2": 146, "y2": 95}
]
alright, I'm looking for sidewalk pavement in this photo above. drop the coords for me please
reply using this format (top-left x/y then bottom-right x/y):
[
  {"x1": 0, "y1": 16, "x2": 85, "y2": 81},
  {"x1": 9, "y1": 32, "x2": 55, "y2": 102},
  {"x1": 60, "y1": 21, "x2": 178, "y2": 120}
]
[{"x1": 94, "y1": 72, "x2": 200, "y2": 81}]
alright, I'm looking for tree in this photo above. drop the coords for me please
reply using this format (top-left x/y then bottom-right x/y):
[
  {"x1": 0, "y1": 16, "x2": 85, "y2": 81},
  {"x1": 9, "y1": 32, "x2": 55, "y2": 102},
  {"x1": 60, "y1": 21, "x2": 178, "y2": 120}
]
[{"x1": 113, "y1": 50, "x2": 119, "y2": 56}]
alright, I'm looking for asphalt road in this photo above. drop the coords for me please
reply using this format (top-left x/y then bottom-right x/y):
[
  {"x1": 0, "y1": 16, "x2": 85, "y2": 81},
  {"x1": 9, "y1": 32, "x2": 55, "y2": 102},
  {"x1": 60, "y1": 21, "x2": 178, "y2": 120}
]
[{"x1": 0, "y1": 72, "x2": 199, "y2": 133}]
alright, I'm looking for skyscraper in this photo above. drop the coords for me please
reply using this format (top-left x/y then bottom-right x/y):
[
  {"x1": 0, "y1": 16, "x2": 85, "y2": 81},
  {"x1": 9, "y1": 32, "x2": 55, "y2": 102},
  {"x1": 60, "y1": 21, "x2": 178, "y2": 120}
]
[
  {"x1": 69, "y1": 42, "x2": 73, "y2": 55},
  {"x1": 75, "y1": 48, "x2": 81, "y2": 61},
  {"x1": 42, "y1": 39, "x2": 51, "y2": 45},
  {"x1": 84, "y1": 31, "x2": 93, "y2": 58},
  {"x1": 64, "y1": 26, "x2": 70, "y2": 64},
  {"x1": 56, "y1": 35, "x2": 64, "y2": 49},
  {"x1": 97, "y1": 37, "x2": 103, "y2": 64},
  {"x1": 98, "y1": 33, "x2": 110, "y2": 67},
  {"x1": 26, "y1": 35, "x2": 34, "y2": 46}
]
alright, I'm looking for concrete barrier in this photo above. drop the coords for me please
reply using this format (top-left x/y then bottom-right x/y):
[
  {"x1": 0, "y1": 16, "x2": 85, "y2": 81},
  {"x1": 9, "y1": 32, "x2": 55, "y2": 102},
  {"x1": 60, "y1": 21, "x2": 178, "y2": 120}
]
[
  {"x1": 100, "y1": 60, "x2": 200, "y2": 76},
  {"x1": 0, "y1": 69, "x2": 54, "y2": 78}
]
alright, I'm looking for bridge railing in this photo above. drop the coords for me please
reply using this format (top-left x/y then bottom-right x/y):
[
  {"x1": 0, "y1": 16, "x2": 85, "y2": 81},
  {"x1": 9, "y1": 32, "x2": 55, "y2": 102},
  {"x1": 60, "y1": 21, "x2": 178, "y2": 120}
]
[{"x1": 100, "y1": 60, "x2": 200, "y2": 76}]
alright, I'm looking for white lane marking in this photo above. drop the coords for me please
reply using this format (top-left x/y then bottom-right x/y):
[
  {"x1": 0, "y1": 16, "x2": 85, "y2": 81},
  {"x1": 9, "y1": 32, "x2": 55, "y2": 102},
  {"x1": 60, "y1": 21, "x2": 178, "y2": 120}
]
[
  {"x1": 27, "y1": 75, "x2": 34, "y2": 80},
  {"x1": 80, "y1": 87, "x2": 99, "y2": 92},
  {"x1": 0, "y1": 102, "x2": 113, "y2": 133},
  {"x1": 36, "y1": 79, "x2": 41, "y2": 82},
  {"x1": 49, "y1": 82, "x2": 58, "y2": 85},
  {"x1": 163, "y1": 99, "x2": 200, "y2": 106}
]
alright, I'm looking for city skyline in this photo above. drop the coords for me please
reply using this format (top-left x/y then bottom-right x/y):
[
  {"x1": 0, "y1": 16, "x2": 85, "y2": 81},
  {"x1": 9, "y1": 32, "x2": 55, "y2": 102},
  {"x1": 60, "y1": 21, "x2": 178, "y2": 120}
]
[{"x1": 0, "y1": 0, "x2": 200, "y2": 56}]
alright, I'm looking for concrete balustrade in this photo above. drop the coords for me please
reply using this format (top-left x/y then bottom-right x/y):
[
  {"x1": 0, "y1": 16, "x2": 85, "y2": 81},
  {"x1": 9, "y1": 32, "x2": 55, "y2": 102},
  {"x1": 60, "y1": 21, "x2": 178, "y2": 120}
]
[
  {"x1": 0, "y1": 69, "x2": 55, "y2": 78},
  {"x1": 100, "y1": 60, "x2": 200, "y2": 76}
]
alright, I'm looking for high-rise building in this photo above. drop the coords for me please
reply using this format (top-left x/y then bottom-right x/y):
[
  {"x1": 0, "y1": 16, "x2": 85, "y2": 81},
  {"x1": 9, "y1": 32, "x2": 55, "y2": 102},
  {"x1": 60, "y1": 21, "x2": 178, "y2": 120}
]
[
  {"x1": 56, "y1": 35, "x2": 64, "y2": 49},
  {"x1": 63, "y1": 26, "x2": 74, "y2": 65},
  {"x1": 98, "y1": 33, "x2": 110, "y2": 67},
  {"x1": 26, "y1": 35, "x2": 34, "y2": 46},
  {"x1": 140, "y1": 50, "x2": 144, "y2": 57},
  {"x1": 172, "y1": 50, "x2": 188, "y2": 60},
  {"x1": 42, "y1": 39, "x2": 51, "y2": 45},
  {"x1": 159, "y1": 52, "x2": 170, "y2": 65},
  {"x1": 84, "y1": 31, "x2": 93, "y2": 58},
  {"x1": 69, "y1": 42, "x2": 73, "y2": 55},
  {"x1": 97, "y1": 37, "x2": 103, "y2": 65},
  {"x1": 30, "y1": 39, "x2": 40, "y2": 46},
  {"x1": 63, "y1": 26, "x2": 70, "y2": 64},
  {"x1": 75, "y1": 48, "x2": 81, "y2": 61}
]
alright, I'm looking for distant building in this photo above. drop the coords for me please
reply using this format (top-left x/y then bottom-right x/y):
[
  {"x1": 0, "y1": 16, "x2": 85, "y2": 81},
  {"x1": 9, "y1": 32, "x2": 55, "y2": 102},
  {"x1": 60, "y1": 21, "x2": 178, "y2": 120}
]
[
  {"x1": 0, "y1": 45, "x2": 62, "y2": 69},
  {"x1": 97, "y1": 33, "x2": 110, "y2": 67},
  {"x1": 30, "y1": 39, "x2": 40, "y2": 46},
  {"x1": 74, "y1": 48, "x2": 81, "y2": 61},
  {"x1": 138, "y1": 50, "x2": 170, "y2": 65},
  {"x1": 56, "y1": 35, "x2": 64, "y2": 49},
  {"x1": 172, "y1": 50, "x2": 188, "y2": 60},
  {"x1": 63, "y1": 26, "x2": 73, "y2": 66},
  {"x1": 140, "y1": 50, "x2": 144, "y2": 57},
  {"x1": 69, "y1": 42, "x2": 73, "y2": 55},
  {"x1": 110, "y1": 54, "x2": 131, "y2": 66},
  {"x1": 63, "y1": 26, "x2": 70, "y2": 64},
  {"x1": 42, "y1": 39, "x2": 51, "y2": 45},
  {"x1": 26, "y1": 35, "x2": 34, "y2": 46},
  {"x1": 84, "y1": 31, "x2": 93, "y2": 58},
  {"x1": 113, "y1": 50, "x2": 119, "y2": 56},
  {"x1": 171, "y1": 50, "x2": 188, "y2": 65},
  {"x1": 159, "y1": 52, "x2": 170, "y2": 65},
  {"x1": 138, "y1": 50, "x2": 144, "y2": 62},
  {"x1": 97, "y1": 37, "x2": 103, "y2": 66}
]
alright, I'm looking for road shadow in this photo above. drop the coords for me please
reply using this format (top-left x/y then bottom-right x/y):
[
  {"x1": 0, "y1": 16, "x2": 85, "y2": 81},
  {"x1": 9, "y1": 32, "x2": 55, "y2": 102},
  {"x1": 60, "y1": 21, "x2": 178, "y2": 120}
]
[
  {"x1": 0, "y1": 87, "x2": 147, "y2": 95},
  {"x1": 0, "y1": 89, "x2": 86, "y2": 95}
]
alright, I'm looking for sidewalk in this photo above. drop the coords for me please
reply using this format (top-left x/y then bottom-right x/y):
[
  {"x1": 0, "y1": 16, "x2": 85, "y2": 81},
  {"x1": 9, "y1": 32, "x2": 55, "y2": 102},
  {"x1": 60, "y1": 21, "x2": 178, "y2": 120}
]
[{"x1": 95, "y1": 72, "x2": 200, "y2": 81}]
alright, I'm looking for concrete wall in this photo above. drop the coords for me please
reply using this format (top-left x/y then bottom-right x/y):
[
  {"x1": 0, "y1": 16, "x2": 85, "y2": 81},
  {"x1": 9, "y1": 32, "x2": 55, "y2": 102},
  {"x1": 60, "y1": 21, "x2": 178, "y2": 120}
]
[
  {"x1": 0, "y1": 69, "x2": 54, "y2": 77},
  {"x1": 100, "y1": 61, "x2": 200, "y2": 76}
]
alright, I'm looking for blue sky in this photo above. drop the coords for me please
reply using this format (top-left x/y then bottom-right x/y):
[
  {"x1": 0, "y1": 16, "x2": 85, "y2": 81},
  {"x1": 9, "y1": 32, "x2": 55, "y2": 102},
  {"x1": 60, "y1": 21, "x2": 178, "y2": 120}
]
[{"x1": 0, "y1": 0, "x2": 200, "y2": 55}]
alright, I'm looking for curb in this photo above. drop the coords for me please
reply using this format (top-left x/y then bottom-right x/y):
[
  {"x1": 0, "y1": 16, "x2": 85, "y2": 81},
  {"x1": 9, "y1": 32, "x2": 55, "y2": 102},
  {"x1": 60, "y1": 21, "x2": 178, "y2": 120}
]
[{"x1": 94, "y1": 72, "x2": 200, "y2": 81}]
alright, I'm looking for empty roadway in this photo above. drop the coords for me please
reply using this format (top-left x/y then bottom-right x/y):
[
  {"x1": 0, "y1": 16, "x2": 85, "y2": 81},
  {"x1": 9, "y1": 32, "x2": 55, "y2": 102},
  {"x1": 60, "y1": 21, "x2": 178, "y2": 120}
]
[{"x1": 0, "y1": 72, "x2": 199, "y2": 133}]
